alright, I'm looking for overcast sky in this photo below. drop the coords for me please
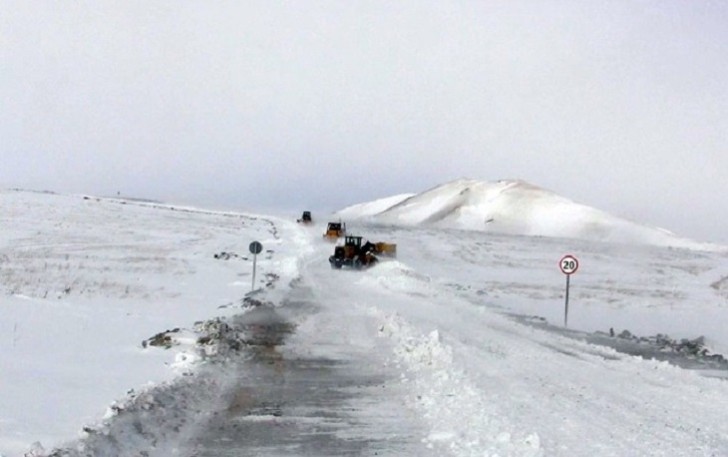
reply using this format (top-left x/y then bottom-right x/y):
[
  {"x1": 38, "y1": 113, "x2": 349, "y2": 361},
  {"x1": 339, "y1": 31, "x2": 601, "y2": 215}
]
[{"x1": 2, "y1": 1, "x2": 727, "y2": 243}]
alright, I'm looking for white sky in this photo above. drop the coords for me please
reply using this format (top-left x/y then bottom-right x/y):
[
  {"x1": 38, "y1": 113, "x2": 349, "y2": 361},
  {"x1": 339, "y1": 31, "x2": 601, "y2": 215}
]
[{"x1": 2, "y1": 1, "x2": 727, "y2": 243}]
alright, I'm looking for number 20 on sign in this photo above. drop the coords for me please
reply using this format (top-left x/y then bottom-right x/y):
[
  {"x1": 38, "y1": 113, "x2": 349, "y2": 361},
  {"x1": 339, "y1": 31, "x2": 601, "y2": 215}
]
[{"x1": 559, "y1": 255, "x2": 579, "y2": 327}]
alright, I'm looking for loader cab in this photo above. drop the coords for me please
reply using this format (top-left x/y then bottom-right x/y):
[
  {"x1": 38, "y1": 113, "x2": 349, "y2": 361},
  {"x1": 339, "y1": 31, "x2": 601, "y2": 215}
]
[
  {"x1": 330, "y1": 234, "x2": 378, "y2": 269},
  {"x1": 323, "y1": 221, "x2": 346, "y2": 239},
  {"x1": 333, "y1": 235, "x2": 364, "y2": 262},
  {"x1": 344, "y1": 235, "x2": 362, "y2": 249},
  {"x1": 297, "y1": 211, "x2": 312, "y2": 224}
]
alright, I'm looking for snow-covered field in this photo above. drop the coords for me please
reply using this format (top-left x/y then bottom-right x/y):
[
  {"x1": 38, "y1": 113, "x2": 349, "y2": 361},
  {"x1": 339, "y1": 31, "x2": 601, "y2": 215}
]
[
  {"x1": 0, "y1": 190, "x2": 305, "y2": 456},
  {"x1": 2, "y1": 189, "x2": 728, "y2": 456}
]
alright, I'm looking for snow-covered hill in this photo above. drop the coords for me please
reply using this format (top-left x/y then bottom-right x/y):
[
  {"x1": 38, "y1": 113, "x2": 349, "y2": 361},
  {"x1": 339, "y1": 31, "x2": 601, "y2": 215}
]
[{"x1": 336, "y1": 178, "x2": 715, "y2": 249}]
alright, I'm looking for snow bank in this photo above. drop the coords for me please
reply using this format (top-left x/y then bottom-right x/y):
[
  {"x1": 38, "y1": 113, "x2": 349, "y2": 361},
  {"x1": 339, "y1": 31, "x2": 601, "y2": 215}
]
[
  {"x1": 376, "y1": 311, "x2": 543, "y2": 456},
  {"x1": 353, "y1": 263, "x2": 544, "y2": 456}
]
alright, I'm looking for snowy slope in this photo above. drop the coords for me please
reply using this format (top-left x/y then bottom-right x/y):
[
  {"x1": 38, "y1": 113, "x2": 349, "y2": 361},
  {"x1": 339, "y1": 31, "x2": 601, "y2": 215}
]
[
  {"x1": 335, "y1": 193, "x2": 415, "y2": 219},
  {"x1": 0, "y1": 190, "x2": 307, "y2": 456},
  {"x1": 4, "y1": 189, "x2": 728, "y2": 456},
  {"x1": 336, "y1": 178, "x2": 716, "y2": 249}
]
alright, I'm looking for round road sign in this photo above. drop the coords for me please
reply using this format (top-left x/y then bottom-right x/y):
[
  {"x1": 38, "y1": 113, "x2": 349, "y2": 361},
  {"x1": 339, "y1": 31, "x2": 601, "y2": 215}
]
[
  {"x1": 249, "y1": 241, "x2": 263, "y2": 255},
  {"x1": 559, "y1": 255, "x2": 579, "y2": 275}
]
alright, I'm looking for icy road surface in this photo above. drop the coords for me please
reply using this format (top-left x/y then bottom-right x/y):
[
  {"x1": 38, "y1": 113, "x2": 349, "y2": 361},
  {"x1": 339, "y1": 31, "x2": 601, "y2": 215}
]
[{"x1": 181, "y1": 295, "x2": 437, "y2": 456}]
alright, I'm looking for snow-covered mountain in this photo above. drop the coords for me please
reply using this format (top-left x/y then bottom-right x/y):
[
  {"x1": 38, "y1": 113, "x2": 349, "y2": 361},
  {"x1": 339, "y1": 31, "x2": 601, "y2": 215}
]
[{"x1": 336, "y1": 178, "x2": 713, "y2": 249}]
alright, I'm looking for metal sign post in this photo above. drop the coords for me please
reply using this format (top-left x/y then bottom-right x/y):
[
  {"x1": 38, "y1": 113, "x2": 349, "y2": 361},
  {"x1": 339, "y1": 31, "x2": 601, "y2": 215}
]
[
  {"x1": 249, "y1": 241, "x2": 263, "y2": 292},
  {"x1": 559, "y1": 254, "x2": 579, "y2": 327}
]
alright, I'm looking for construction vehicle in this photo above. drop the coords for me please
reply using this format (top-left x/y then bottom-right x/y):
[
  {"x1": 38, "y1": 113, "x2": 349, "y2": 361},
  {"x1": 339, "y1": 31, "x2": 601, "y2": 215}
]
[
  {"x1": 297, "y1": 211, "x2": 313, "y2": 224},
  {"x1": 329, "y1": 235, "x2": 378, "y2": 269},
  {"x1": 323, "y1": 221, "x2": 346, "y2": 240}
]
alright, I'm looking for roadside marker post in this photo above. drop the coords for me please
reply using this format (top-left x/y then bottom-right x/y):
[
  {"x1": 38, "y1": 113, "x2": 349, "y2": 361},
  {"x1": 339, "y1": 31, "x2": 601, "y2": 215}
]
[
  {"x1": 249, "y1": 241, "x2": 263, "y2": 292},
  {"x1": 559, "y1": 254, "x2": 579, "y2": 327}
]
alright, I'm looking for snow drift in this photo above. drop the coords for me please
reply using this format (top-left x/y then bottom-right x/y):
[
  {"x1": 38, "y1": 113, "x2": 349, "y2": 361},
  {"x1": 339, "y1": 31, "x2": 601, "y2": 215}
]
[{"x1": 336, "y1": 178, "x2": 714, "y2": 249}]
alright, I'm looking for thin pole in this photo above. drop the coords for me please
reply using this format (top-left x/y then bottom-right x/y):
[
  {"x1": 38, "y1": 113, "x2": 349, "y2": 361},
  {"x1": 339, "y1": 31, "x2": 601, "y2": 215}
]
[
  {"x1": 251, "y1": 254, "x2": 257, "y2": 292},
  {"x1": 564, "y1": 274, "x2": 571, "y2": 327}
]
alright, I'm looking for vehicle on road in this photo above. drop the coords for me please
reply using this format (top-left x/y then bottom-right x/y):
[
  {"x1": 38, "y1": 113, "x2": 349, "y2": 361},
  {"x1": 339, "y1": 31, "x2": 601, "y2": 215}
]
[
  {"x1": 323, "y1": 221, "x2": 346, "y2": 240},
  {"x1": 329, "y1": 235, "x2": 378, "y2": 269},
  {"x1": 297, "y1": 211, "x2": 313, "y2": 224}
]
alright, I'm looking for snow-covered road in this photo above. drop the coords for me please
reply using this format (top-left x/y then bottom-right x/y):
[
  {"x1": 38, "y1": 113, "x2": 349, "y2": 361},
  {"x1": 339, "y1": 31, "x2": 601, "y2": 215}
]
[
  {"x1": 180, "y1": 289, "x2": 436, "y2": 456},
  {"x1": 185, "y1": 221, "x2": 728, "y2": 456}
]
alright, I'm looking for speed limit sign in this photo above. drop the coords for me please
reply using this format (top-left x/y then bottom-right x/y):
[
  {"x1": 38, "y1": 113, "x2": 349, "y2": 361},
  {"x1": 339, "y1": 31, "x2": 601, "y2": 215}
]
[
  {"x1": 559, "y1": 254, "x2": 579, "y2": 327},
  {"x1": 559, "y1": 255, "x2": 579, "y2": 275}
]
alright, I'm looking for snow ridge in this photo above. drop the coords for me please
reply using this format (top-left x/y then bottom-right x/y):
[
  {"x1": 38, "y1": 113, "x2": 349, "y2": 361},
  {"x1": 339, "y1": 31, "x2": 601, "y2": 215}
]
[{"x1": 376, "y1": 311, "x2": 543, "y2": 457}]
